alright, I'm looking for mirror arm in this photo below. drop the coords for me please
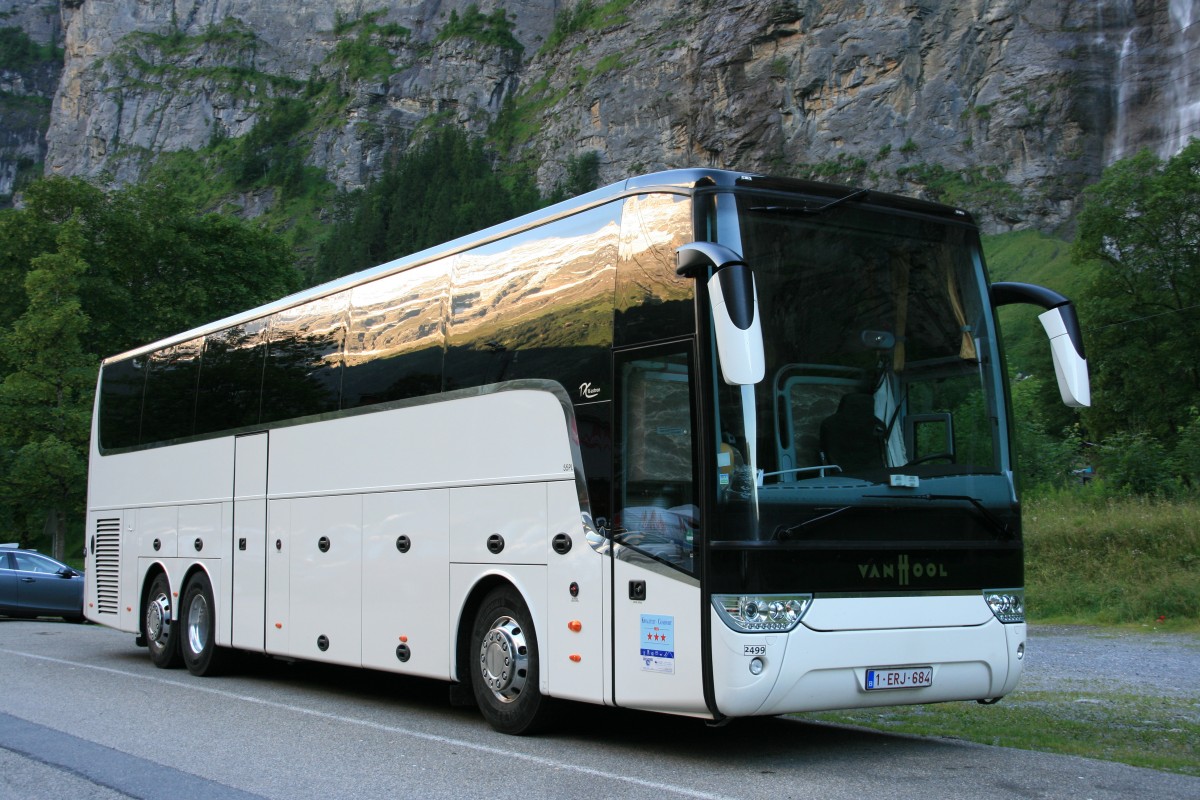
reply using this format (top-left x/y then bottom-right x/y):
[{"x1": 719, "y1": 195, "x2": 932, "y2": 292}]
[{"x1": 991, "y1": 281, "x2": 1085, "y2": 360}]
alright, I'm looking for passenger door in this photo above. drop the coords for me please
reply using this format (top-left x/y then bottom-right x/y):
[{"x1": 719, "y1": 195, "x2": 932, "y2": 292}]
[{"x1": 610, "y1": 345, "x2": 707, "y2": 714}]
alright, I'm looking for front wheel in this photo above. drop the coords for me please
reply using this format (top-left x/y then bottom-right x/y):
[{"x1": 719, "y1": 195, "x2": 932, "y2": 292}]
[
  {"x1": 144, "y1": 573, "x2": 180, "y2": 669},
  {"x1": 179, "y1": 572, "x2": 230, "y2": 677},
  {"x1": 470, "y1": 586, "x2": 554, "y2": 735}
]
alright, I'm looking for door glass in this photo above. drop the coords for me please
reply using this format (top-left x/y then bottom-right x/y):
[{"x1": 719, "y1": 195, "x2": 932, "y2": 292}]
[{"x1": 614, "y1": 349, "x2": 698, "y2": 574}]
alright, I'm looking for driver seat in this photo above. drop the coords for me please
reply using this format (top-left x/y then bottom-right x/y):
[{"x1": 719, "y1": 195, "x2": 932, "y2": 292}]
[{"x1": 820, "y1": 393, "x2": 885, "y2": 472}]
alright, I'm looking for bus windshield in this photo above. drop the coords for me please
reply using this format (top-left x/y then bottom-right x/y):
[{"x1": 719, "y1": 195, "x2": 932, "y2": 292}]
[{"x1": 713, "y1": 192, "x2": 1013, "y2": 546}]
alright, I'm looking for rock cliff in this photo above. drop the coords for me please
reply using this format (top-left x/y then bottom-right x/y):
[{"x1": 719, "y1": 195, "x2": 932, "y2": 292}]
[
  {"x1": 3, "y1": 0, "x2": 1196, "y2": 230},
  {"x1": 0, "y1": 0, "x2": 61, "y2": 197}
]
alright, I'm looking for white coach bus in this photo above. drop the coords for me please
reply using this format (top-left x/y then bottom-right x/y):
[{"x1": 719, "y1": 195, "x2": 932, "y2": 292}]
[{"x1": 84, "y1": 169, "x2": 1089, "y2": 734}]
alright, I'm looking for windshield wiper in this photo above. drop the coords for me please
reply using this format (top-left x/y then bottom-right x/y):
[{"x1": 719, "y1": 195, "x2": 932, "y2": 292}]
[
  {"x1": 773, "y1": 506, "x2": 854, "y2": 540},
  {"x1": 863, "y1": 493, "x2": 1013, "y2": 540},
  {"x1": 751, "y1": 188, "x2": 870, "y2": 217}
]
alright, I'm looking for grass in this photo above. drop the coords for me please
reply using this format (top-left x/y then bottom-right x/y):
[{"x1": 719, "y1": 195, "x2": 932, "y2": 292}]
[
  {"x1": 1023, "y1": 492, "x2": 1200, "y2": 629},
  {"x1": 802, "y1": 688, "x2": 1200, "y2": 776}
]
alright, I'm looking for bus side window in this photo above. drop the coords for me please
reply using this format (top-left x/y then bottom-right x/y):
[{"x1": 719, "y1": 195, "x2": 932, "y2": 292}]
[
  {"x1": 141, "y1": 338, "x2": 203, "y2": 445},
  {"x1": 614, "y1": 349, "x2": 698, "y2": 574},
  {"x1": 98, "y1": 356, "x2": 148, "y2": 451},
  {"x1": 344, "y1": 263, "x2": 448, "y2": 409},
  {"x1": 615, "y1": 193, "x2": 694, "y2": 347},
  {"x1": 195, "y1": 320, "x2": 268, "y2": 435},
  {"x1": 444, "y1": 203, "x2": 619, "y2": 398},
  {"x1": 261, "y1": 293, "x2": 348, "y2": 423}
]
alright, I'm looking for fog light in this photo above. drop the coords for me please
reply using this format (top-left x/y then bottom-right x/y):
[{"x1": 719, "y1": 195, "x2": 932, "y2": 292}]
[
  {"x1": 1017, "y1": 642, "x2": 1025, "y2": 660},
  {"x1": 749, "y1": 657, "x2": 764, "y2": 676}
]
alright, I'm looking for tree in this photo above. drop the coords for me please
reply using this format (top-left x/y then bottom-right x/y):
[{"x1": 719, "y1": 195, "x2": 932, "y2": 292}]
[
  {"x1": 233, "y1": 97, "x2": 311, "y2": 197},
  {"x1": 1072, "y1": 139, "x2": 1200, "y2": 443},
  {"x1": 1009, "y1": 374, "x2": 1080, "y2": 493},
  {"x1": 1, "y1": 176, "x2": 300, "y2": 359},
  {"x1": 313, "y1": 127, "x2": 539, "y2": 283},
  {"x1": 0, "y1": 218, "x2": 95, "y2": 557},
  {"x1": 0, "y1": 176, "x2": 299, "y2": 553},
  {"x1": 546, "y1": 151, "x2": 602, "y2": 204}
]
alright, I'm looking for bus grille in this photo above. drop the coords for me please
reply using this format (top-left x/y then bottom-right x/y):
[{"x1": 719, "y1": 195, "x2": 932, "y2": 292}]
[{"x1": 93, "y1": 518, "x2": 121, "y2": 616}]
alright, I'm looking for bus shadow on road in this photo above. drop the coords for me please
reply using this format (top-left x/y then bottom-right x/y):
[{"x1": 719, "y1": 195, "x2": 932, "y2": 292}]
[{"x1": 202, "y1": 650, "x2": 966, "y2": 768}]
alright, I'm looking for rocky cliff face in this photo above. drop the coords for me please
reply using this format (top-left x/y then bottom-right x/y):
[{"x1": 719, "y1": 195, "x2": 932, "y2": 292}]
[
  {"x1": 0, "y1": 0, "x2": 62, "y2": 199},
  {"x1": 18, "y1": 0, "x2": 1200, "y2": 230}
]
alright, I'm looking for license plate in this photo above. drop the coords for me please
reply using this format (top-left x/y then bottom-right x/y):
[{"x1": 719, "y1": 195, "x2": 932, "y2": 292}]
[{"x1": 865, "y1": 666, "x2": 934, "y2": 691}]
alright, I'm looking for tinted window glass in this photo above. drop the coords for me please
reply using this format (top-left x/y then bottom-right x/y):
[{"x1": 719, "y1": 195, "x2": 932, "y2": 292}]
[
  {"x1": 141, "y1": 339, "x2": 203, "y2": 444},
  {"x1": 99, "y1": 356, "x2": 147, "y2": 450},
  {"x1": 575, "y1": 401, "x2": 613, "y2": 533},
  {"x1": 344, "y1": 263, "x2": 447, "y2": 408},
  {"x1": 445, "y1": 202, "x2": 619, "y2": 400},
  {"x1": 614, "y1": 348, "x2": 697, "y2": 574},
  {"x1": 195, "y1": 319, "x2": 268, "y2": 434},
  {"x1": 615, "y1": 193, "x2": 695, "y2": 346},
  {"x1": 261, "y1": 293, "x2": 347, "y2": 422}
]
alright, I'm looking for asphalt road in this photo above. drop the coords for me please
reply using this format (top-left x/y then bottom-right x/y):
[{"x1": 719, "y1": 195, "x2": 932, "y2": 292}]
[{"x1": 1, "y1": 620, "x2": 1198, "y2": 800}]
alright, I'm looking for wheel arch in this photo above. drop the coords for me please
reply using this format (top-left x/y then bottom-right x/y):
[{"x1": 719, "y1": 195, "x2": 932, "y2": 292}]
[
  {"x1": 179, "y1": 561, "x2": 215, "y2": 595},
  {"x1": 452, "y1": 572, "x2": 542, "y2": 687}
]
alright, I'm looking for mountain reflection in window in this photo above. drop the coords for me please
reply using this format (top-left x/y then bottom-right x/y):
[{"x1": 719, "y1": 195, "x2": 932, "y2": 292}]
[
  {"x1": 261, "y1": 293, "x2": 347, "y2": 422},
  {"x1": 615, "y1": 192, "x2": 695, "y2": 346},
  {"x1": 343, "y1": 263, "x2": 448, "y2": 408},
  {"x1": 444, "y1": 202, "x2": 620, "y2": 399}
]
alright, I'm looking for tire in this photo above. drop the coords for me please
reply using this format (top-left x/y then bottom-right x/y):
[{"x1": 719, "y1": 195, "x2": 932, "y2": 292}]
[
  {"x1": 144, "y1": 573, "x2": 181, "y2": 669},
  {"x1": 179, "y1": 572, "x2": 229, "y2": 677},
  {"x1": 469, "y1": 585, "x2": 554, "y2": 735}
]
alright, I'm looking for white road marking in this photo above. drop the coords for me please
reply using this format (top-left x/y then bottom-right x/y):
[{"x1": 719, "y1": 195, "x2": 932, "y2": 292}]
[{"x1": 0, "y1": 647, "x2": 738, "y2": 800}]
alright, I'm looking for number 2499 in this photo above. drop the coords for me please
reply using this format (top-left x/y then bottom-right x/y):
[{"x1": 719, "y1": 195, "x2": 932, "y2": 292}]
[{"x1": 743, "y1": 645, "x2": 767, "y2": 656}]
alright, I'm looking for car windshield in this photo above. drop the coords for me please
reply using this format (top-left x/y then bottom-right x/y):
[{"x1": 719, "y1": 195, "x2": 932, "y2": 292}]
[{"x1": 712, "y1": 192, "x2": 1013, "y2": 543}]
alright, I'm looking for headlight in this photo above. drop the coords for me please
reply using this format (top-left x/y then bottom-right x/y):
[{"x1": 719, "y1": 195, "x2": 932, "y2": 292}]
[
  {"x1": 984, "y1": 588, "x2": 1025, "y2": 623},
  {"x1": 712, "y1": 593, "x2": 812, "y2": 632}
]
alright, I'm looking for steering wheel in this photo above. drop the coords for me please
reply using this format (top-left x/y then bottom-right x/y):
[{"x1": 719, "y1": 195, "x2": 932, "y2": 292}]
[{"x1": 908, "y1": 452, "x2": 955, "y2": 465}]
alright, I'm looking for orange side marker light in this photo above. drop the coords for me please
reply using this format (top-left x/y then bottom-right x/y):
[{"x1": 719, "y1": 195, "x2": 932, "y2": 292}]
[{"x1": 567, "y1": 620, "x2": 582, "y2": 632}]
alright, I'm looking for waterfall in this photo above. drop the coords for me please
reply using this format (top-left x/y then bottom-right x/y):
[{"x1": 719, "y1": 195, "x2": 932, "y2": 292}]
[
  {"x1": 1112, "y1": 29, "x2": 1138, "y2": 161},
  {"x1": 1161, "y1": 0, "x2": 1200, "y2": 157},
  {"x1": 1109, "y1": 0, "x2": 1200, "y2": 162}
]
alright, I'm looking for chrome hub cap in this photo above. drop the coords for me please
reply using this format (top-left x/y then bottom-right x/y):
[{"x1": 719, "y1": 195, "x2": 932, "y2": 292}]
[
  {"x1": 147, "y1": 594, "x2": 171, "y2": 643},
  {"x1": 186, "y1": 593, "x2": 210, "y2": 655},
  {"x1": 478, "y1": 615, "x2": 529, "y2": 703}
]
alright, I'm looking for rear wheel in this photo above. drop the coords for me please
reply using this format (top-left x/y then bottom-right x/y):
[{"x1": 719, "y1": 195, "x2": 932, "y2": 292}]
[
  {"x1": 144, "y1": 573, "x2": 181, "y2": 669},
  {"x1": 470, "y1": 586, "x2": 553, "y2": 735},
  {"x1": 179, "y1": 572, "x2": 229, "y2": 676}
]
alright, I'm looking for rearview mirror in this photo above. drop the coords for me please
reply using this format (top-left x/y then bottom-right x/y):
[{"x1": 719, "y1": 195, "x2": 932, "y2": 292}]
[
  {"x1": 677, "y1": 242, "x2": 765, "y2": 386},
  {"x1": 991, "y1": 281, "x2": 1090, "y2": 408}
]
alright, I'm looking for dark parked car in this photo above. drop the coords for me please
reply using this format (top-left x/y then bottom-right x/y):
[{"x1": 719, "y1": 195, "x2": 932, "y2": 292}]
[{"x1": 0, "y1": 545, "x2": 85, "y2": 622}]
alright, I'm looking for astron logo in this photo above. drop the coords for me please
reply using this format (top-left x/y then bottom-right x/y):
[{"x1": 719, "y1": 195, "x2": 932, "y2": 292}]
[
  {"x1": 858, "y1": 554, "x2": 948, "y2": 586},
  {"x1": 579, "y1": 382, "x2": 601, "y2": 400}
]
